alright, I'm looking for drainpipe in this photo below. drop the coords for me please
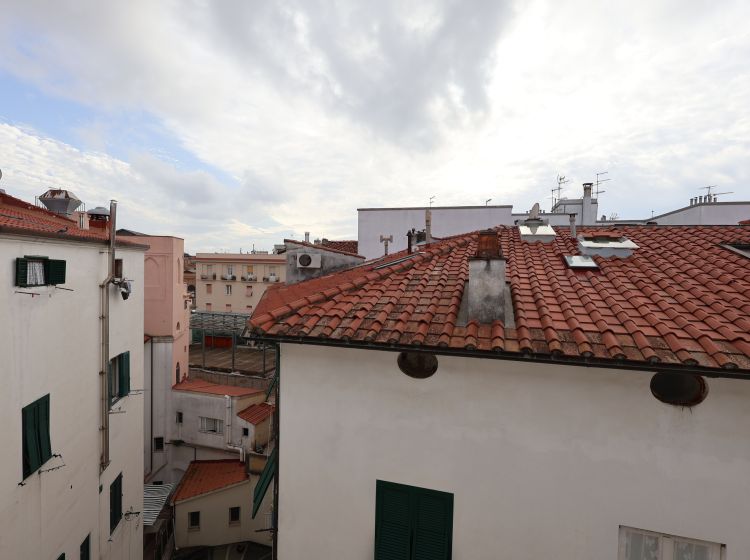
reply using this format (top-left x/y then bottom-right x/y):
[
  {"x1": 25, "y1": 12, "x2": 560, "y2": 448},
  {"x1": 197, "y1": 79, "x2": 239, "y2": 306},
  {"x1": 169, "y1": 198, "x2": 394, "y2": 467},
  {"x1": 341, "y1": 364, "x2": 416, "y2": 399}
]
[
  {"x1": 225, "y1": 395, "x2": 245, "y2": 462},
  {"x1": 272, "y1": 343, "x2": 280, "y2": 560},
  {"x1": 100, "y1": 200, "x2": 117, "y2": 471},
  {"x1": 425, "y1": 209, "x2": 432, "y2": 243}
]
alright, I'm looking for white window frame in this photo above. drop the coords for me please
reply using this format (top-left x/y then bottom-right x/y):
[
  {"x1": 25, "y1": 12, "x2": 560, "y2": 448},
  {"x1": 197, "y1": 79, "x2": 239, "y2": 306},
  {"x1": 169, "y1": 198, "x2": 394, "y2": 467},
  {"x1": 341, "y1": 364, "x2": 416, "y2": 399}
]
[
  {"x1": 199, "y1": 416, "x2": 224, "y2": 434},
  {"x1": 618, "y1": 526, "x2": 723, "y2": 560},
  {"x1": 225, "y1": 284, "x2": 232, "y2": 296},
  {"x1": 227, "y1": 264, "x2": 234, "y2": 276}
]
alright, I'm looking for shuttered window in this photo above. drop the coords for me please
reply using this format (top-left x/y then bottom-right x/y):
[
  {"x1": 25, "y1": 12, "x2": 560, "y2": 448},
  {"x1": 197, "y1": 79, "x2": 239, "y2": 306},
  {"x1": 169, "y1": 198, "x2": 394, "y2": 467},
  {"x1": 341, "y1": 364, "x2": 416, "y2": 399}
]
[
  {"x1": 21, "y1": 394, "x2": 52, "y2": 479},
  {"x1": 15, "y1": 257, "x2": 66, "y2": 287},
  {"x1": 618, "y1": 526, "x2": 722, "y2": 559},
  {"x1": 80, "y1": 534, "x2": 90, "y2": 560},
  {"x1": 110, "y1": 473, "x2": 123, "y2": 534},
  {"x1": 107, "y1": 352, "x2": 131, "y2": 407},
  {"x1": 375, "y1": 481, "x2": 453, "y2": 560}
]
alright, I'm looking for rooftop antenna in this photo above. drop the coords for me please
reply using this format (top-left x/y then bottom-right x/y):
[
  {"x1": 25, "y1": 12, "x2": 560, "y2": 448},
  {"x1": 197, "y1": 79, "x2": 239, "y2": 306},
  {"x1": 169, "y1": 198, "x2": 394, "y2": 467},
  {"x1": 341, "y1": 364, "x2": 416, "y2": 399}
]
[
  {"x1": 552, "y1": 175, "x2": 568, "y2": 209},
  {"x1": 485, "y1": 198, "x2": 492, "y2": 206},
  {"x1": 595, "y1": 171, "x2": 610, "y2": 198},
  {"x1": 700, "y1": 185, "x2": 733, "y2": 200},
  {"x1": 429, "y1": 195, "x2": 435, "y2": 208}
]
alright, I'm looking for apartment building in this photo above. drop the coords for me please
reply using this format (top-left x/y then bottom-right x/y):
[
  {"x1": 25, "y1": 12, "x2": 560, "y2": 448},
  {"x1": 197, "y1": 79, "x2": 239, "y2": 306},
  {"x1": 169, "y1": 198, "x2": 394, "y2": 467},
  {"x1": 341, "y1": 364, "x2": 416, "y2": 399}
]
[
  {"x1": 195, "y1": 253, "x2": 286, "y2": 313},
  {"x1": 0, "y1": 189, "x2": 145, "y2": 560}
]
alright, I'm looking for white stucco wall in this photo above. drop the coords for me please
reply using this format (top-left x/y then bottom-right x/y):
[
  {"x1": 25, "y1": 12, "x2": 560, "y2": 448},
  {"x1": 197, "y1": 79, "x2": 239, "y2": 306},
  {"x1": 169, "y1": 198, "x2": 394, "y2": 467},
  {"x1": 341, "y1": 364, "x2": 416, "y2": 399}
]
[
  {"x1": 652, "y1": 202, "x2": 750, "y2": 225},
  {"x1": 278, "y1": 343, "x2": 750, "y2": 559},
  {"x1": 174, "y1": 477, "x2": 273, "y2": 549},
  {"x1": 0, "y1": 235, "x2": 144, "y2": 560}
]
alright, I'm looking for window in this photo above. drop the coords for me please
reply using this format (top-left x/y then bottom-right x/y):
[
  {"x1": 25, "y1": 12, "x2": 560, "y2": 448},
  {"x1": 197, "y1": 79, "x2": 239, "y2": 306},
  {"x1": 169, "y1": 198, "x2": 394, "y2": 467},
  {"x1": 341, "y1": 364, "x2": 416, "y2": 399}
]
[
  {"x1": 188, "y1": 511, "x2": 200, "y2": 531},
  {"x1": 246, "y1": 265, "x2": 254, "y2": 275},
  {"x1": 375, "y1": 480, "x2": 453, "y2": 560},
  {"x1": 80, "y1": 534, "x2": 90, "y2": 560},
  {"x1": 229, "y1": 506, "x2": 241, "y2": 525},
  {"x1": 57, "y1": 555, "x2": 65, "y2": 560},
  {"x1": 618, "y1": 526, "x2": 722, "y2": 559},
  {"x1": 206, "y1": 283, "x2": 213, "y2": 294},
  {"x1": 15, "y1": 256, "x2": 66, "y2": 287},
  {"x1": 110, "y1": 473, "x2": 123, "y2": 534},
  {"x1": 225, "y1": 284, "x2": 232, "y2": 296},
  {"x1": 245, "y1": 285, "x2": 253, "y2": 297},
  {"x1": 153, "y1": 480, "x2": 163, "y2": 485},
  {"x1": 227, "y1": 264, "x2": 234, "y2": 276},
  {"x1": 205, "y1": 303, "x2": 212, "y2": 311},
  {"x1": 22, "y1": 394, "x2": 52, "y2": 479},
  {"x1": 242, "y1": 427, "x2": 249, "y2": 437},
  {"x1": 108, "y1": 352, "x2": 131, "y2": 407},
  {"x1": 176, "y1": 411, "x2": 183, "y2": 424},
  {"x1": 226, "y1": 304, "x2": 232, "y2": 312},
  {"x1": 199, "y1": 417, "x2": 223, "y2": 434},
  {"x1": 153, "y1": 437, "x2": 164, "y2": 452},
  {"x1": 176, "y1": 363, "x2": 181, "y2": 385},
  {"x1": 269, "y1": 265, "x2": 278, "y2": 275},
  {"x1": 114, "y1": 258, "x2": 123, "y2": 279},
  {"x1": 246, "y1": 305, "x2": 252, "y2": 312}
]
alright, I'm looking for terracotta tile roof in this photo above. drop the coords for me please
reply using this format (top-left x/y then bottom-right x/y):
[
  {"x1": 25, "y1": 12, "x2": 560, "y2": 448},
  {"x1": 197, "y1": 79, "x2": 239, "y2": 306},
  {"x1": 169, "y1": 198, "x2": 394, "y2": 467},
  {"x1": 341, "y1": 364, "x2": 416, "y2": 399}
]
[
  {"x1": 285, "y1": 238, "x2": 363, "y2": 258},
  {"x1": 172, "y1": 460, "x2": 248, "y2": 503},
  {"x1": 250, "y1": 226, "x2": 750, "y2": 372},
  {"x1": 173, "y1": 378, "x2": 263, "y2": 397},
  {"x1": 0, "y1": 191, "x2": 142, "y2": 246},
  {"x1": 237, "y1": 402, "x2": 274, "y2": 425}
]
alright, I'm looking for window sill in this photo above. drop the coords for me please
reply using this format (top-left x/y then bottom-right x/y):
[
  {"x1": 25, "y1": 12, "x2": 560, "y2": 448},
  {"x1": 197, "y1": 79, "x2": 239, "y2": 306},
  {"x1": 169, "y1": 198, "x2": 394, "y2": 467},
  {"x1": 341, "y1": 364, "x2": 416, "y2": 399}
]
[{"x1": 188, "y1": 527, "x2": 200, "y2": 532}]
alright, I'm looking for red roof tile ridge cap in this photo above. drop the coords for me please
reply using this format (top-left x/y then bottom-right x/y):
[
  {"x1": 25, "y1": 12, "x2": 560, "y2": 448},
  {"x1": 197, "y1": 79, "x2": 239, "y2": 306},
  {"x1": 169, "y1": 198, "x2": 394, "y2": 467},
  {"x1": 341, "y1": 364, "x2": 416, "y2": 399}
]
[{"x1": 284, "y1": 238, "x2": 365, "y2": 258}]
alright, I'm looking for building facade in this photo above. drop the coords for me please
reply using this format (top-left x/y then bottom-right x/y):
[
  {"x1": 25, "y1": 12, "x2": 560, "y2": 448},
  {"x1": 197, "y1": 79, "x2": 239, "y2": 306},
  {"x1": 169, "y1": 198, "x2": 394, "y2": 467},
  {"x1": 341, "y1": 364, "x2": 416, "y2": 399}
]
[
  {"x1": 0, "y1": 190, "x2": 146, "y2": 559},
  {"x1": 195, "y1": 253, "x2": 286, "y2": 313},
  {"x1": 249, "y1": 223, "x2": 750, "y2": 559}
]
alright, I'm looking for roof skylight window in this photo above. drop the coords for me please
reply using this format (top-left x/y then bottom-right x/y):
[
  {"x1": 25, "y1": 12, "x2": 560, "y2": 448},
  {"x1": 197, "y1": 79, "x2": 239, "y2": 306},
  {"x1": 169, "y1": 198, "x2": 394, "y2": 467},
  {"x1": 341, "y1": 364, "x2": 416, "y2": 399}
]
[{"x1": 563, "y1": 255, "x2": 599, "y2": 269}]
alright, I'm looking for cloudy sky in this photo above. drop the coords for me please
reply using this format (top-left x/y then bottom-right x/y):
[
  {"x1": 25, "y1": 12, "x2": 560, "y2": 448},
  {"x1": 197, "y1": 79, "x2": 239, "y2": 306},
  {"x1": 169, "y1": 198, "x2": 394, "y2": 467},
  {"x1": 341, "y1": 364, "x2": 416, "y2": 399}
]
[{"x1": 0, "y1": 0, "x2": 748, "y2": 252}]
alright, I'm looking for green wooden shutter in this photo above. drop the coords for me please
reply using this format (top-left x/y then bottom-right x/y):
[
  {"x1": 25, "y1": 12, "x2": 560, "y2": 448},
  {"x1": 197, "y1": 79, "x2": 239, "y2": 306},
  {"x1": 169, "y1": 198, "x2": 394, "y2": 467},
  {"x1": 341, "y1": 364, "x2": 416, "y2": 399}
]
[
  {"x1": 119, "y1": 352, "x2": 131, "y2": 397},
  {"x1": 412, "y1": 490, "x2": 453, "y2": 560},
  {"x1": 22, "y1": 401, "x2": 40, "y2": 478},
  {"x1": 107, "y1": 361, "x2": 115, "y2": 407},
  {"x1": 375, "y1": 482, "x2": 413, "y2": 560},
  {"x1": 15, "y1": 258, "x2": 28, "y2": 287},
  {"x1": 110, "y1": 473, "x2": 122, "y2": 533},
  {"x1": 48, "y1": 259, "x2": 67, "y2": 285},
  {"x1": 38, "y1": 394, "x2": 52, "y2": 464},
  {"x1": 80, "y1": 534, "x2": 90, "y2": 560},
  {"x1": 252, "y1": 447, "x2": 277, "y2": 518}
]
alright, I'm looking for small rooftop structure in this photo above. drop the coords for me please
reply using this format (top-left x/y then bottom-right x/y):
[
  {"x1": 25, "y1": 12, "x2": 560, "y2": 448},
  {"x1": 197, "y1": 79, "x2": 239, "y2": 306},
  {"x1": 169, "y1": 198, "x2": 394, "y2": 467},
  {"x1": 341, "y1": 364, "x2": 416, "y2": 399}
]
[
  {"x1": 172, "y1": 378, "x2": 263, "y2": 397},
  {"x1": 238, "y1": 402, "x2": 275, "y2": 425},
  {"x1": 171, "y1": 460, "x2": 248, "y2": 503},
  {"x1": 38, "y1": 188, "x2": 82, "y2": 216}
]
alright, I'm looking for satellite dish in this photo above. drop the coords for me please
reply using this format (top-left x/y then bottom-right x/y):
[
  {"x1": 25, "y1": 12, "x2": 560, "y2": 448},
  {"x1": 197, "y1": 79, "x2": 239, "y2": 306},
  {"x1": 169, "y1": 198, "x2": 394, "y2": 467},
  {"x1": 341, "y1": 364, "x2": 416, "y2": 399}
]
[{"x1": 529, "y1": 202, "x2": 540, "y2": 220}]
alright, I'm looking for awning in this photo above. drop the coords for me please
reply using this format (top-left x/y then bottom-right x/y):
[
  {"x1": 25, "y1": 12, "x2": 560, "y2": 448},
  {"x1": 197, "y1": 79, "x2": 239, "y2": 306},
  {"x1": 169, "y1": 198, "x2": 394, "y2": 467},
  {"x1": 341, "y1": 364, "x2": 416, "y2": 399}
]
[{"x1": 143, "y1": 483, "x2": 175, "y2": 526}]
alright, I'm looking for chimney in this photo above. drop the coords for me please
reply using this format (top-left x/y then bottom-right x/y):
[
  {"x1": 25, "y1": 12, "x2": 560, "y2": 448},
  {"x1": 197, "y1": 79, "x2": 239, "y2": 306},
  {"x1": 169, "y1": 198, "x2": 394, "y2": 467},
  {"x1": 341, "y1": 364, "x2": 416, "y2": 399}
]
[
  {"x1": 75, "y1": 211, "x2": 90, "y2": 230},
  {"x1": 582, "y1": 183, "x2": 593, "y2": 225},
  {"x1": 467, "y1": 230, "x2": 506, "y2": 324},
  {"x1": 425, "y1": 209, "x2": 432, "y2": 243},
  {"x1": 569, "y1": 213, "x2": 577, "y2": 238},
  {"x1": 304, "y1": 231, "x2": 310, "y2": 243},
  {"x1": 406, "y1": 229, "x2": 415, "y2": 254}
]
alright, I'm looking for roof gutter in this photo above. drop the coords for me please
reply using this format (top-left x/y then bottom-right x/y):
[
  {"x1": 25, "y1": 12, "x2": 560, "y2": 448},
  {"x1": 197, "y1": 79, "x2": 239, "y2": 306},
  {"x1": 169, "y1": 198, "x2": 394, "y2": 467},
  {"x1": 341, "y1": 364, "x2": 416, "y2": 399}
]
[{"x1": 244, "y1": 333, "x2": 750, "y2": 380}]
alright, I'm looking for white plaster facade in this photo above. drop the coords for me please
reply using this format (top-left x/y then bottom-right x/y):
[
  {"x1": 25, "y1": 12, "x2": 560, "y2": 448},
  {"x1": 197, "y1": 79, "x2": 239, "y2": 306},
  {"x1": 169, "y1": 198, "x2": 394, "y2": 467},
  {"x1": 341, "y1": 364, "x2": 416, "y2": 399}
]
[
  {"x1": 277, "y1": 343, "x2": 749, "y2": 559},
  {"x1": 0, "y1": 234, "x2": 145, "y2": 560},
  {"x1": 649, "y1": 201, "x2": 750, "y2": 225}
]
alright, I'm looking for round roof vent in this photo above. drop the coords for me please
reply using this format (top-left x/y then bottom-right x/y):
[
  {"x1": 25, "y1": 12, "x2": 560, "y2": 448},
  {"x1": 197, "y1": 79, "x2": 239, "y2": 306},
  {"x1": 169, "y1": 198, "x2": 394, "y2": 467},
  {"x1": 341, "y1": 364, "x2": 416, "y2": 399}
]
[{"x1": 87, "y1": 206, "x2": 110, "y2": 219}]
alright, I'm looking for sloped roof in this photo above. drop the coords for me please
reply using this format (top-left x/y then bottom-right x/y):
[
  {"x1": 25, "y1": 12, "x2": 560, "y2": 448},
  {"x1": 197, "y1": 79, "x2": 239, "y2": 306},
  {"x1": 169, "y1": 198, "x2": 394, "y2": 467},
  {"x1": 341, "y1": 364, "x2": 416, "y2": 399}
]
[
  {"x1": 173, "y1": 378, "x2": 263, "y2": 397},
  {"x1": 172, "y1": 460, "x2": 248, "y2": 503},
  {"x1": 285, "y1": 238, "x2": 363, "y2": 258},
  {"x1": 249, "y1": 226, "x2": 750, "y2": 373},
  {"x1": 237, "y1": 402, "x2": 274, "y2": 425}
]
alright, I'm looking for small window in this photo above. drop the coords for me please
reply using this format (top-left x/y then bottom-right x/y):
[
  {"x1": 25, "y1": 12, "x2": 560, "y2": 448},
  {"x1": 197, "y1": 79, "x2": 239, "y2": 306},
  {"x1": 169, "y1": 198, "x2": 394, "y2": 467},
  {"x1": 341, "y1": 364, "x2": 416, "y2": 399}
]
[
  {"x1": 153, "y1": 437, "x2": 164, "y2": 452},
  {"x1": 199, "y1": 417, "x2": 224, "y2": 434},
  {"x1": 650, "y1": 373, "x2": 707, "y2": 406},
  {"x1": 15, "y1": 256, "x2": 66, "y2": 287},
  {"x1": 227, "y1": 264, "x2": 234, "y2": 276},
  {"x1": 269, "y1": 265, "x2": 278, "y2": 275},
  {"x1": 110, "y1": 473, "x2": 123, "y2": 534},
  {"x1": 247, "y1": 265, "x2": 254, "y2": 274},
  {"x1": 108, "y1": 352, "x2": 131, "y2": 407},
  {"x1": 246, "y1": 285, "x2": 253, "y2": 297},
  {"x1": 176, "y1": 363, "x2": 181, "y2": 385},
  {"x1": 176, "y1": 411, "x2": 183, "y2": 424},
  {"x1": 188, "y1": 511, "x2": 200, "y2": 531},
  {"x1": 397, "y1": 352, "x2": 438, "y2": 379},
  {"x1": 114, "y1": 258, "x2": 124, "y2": 279},
  {"x1": 176, "y1": 321, "x2": 181, "y2": 331},
  {"x1": 246, "y1": 305, "x2": 252, "y2": 312},
  {"x1": 22, "y1": 394, "x2": 52, "y2": 479},
  {"x1": 206, "y1": 283, "x2": 212, "y2": 294},
  {"x1": 80, "y1": 534, "x2": 90, "y2": 560},
  {"x1": 57, "y1": 555, "x2": 65, "y2": 560},
  {"x1": 618, "y1": 526, "x2": 722, "y2": 559},
  {"x1": 242, "y1": 427, "x2": 249, "y2": 437},
  {"x1": 205, "y1": 303, "x2": 212, "y2": 311},
  {"x1": 226, "y1": 304, "x2": 232, "y2": 312},
  {"x1": 225, "y1": 284, "x2": 232, "y2": 296},
  {"x1": 229, "y1": 506, "x2": 241, "y2": 525}
]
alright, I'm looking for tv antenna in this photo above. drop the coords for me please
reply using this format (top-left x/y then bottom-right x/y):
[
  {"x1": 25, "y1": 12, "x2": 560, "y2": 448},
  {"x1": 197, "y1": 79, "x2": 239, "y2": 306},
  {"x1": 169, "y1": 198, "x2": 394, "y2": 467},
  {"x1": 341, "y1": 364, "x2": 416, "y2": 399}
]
[
  {"x1": 700, "y1": 185, "x2": 733, "y2": 201},
  {"x1": 595, "y1": 171, "x2": 610, "y2": 198},
  {"x1": 485, "y1": 198, "x2": 492, "y2": 206},
  {"x1": 552, "y1": 175, "x2": 568, "y2": 209},
  {"x1": 429, "y1": 195, "x2": 435, "y2": 208}
]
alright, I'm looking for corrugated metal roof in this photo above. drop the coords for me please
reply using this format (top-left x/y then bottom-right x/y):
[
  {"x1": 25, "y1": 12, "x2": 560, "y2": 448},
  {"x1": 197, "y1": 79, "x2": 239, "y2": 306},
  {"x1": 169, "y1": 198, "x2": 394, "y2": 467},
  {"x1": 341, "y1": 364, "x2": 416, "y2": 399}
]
[{"x1": 143, "y1": 483, "x2": 175, "y2": 526}]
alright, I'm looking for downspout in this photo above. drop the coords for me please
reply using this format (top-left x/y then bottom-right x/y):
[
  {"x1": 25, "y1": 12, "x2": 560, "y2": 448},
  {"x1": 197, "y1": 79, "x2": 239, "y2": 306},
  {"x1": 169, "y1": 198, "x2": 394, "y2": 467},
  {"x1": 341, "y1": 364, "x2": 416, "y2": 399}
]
[
  {"x1": 149, "y1": 338, "x2": 154, "y2": 475},
  {"x1": 100, "y1": 200, "x2": 117, "y2": 471},
  {"x1": 225, "y1": 395, "x2": 245, "y2": 462}
]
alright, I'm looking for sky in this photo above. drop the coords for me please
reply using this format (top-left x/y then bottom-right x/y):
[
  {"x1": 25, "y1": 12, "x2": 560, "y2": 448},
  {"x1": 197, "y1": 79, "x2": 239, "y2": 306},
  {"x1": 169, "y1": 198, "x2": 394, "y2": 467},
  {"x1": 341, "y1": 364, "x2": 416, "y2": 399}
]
[{"x1": 0, "y1": 0, "x2": 748, "y2": 253}]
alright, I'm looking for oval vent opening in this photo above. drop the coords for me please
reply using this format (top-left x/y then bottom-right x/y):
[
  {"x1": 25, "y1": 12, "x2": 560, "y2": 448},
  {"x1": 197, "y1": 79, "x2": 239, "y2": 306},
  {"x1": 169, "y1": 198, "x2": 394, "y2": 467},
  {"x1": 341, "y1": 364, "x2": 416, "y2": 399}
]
[
  {"x1": 650, "y1": 372, "x2": 707, "y2": 406},
  {"x1": 397, "y1": 352, "x2": 438, "y2": 379}
]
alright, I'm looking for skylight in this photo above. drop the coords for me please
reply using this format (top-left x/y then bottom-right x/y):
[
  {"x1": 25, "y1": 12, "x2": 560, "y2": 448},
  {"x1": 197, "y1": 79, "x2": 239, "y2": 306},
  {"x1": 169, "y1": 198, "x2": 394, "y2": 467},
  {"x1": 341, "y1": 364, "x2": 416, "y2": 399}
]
[
  {"x1": 564, "y1": 255, "x2": 599, "y2": 269},
  {"x1": 722, "y1": 243, "x2": 750, "y2": 259}
]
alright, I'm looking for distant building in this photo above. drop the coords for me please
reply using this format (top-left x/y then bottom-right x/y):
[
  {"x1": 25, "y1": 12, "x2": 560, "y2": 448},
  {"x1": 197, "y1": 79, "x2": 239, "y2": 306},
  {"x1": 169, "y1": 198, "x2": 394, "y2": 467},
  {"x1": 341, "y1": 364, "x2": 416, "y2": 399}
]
[
  {"x1": 248, "y1": 223, "x2": 750, "y2": 559},
  {"x1": 624, "y1": 197, "x2": 750, "y2": 226},
  {"x1": 195, "y1": 253, "x2": 286, "y2": 314},
  {"x1": 0, "y1": 189, "x2": 146, "y2": 559}
]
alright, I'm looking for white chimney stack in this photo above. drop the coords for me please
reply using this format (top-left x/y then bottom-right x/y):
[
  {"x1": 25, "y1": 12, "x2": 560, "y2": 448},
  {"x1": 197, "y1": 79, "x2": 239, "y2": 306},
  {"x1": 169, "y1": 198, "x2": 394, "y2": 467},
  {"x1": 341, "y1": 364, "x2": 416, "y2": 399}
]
[{"x1": 304, "y1": 231, "x2": 310, "y2": 243}]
